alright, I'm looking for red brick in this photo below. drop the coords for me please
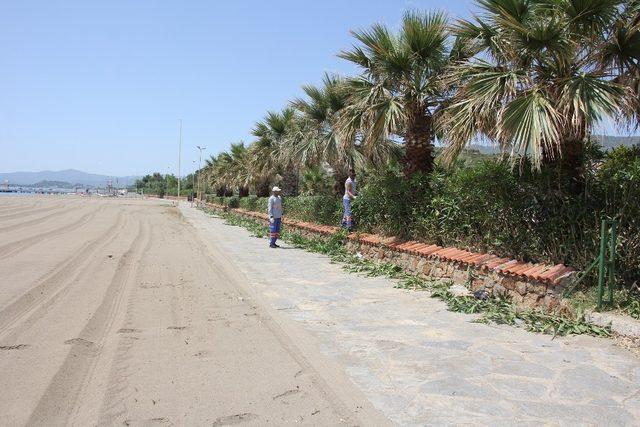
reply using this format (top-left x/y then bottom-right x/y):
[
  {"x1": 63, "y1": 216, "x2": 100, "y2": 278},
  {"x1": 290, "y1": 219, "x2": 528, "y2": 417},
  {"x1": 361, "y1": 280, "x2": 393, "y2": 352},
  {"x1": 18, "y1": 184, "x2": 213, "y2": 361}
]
[
  {"x1": 507, "y1": 263, "x2": 534, "y2": 275},
  {"x1": 464, "y1": 253, "x2": 486, "y2": 264},
  {"x1": 538, "y1": 264, "x2": 567, "y2": 281},
  {"x1": 469, "y1": 254, "x2": 493, "y2": 266},
  {"x1": 418, "y1": 245, "x2": 441, "y2": 256},
  {"x1": 433, "y1": 247, "x2": 457, "y2": 258},
  {"x1": 410, "y1": 243, "x2": 430, "y2": 255},
  {"x1": 519, "y1": 264, "x2": 546, "y2": 278},
  {"x1": 494, "y1": 259, "x2": 519, "y2": 272}
]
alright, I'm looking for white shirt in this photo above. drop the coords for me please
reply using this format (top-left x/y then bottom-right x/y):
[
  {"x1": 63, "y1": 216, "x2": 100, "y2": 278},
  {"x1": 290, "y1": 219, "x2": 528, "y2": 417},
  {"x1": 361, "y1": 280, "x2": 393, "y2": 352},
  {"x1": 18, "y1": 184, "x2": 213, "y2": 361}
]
[
  {"x1": 267, "y1": 195, "x2": 283, "y2": 218},
  {"x1": 343, "y1": 177, "x2": 356, "y2": 200}
]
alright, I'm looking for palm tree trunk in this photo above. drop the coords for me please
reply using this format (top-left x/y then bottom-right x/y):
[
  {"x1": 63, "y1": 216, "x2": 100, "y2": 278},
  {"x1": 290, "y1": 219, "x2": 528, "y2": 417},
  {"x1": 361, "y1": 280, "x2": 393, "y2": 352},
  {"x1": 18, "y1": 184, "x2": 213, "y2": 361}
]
[
  {"x1": 403, "y1": 111, "x2": 434, "y2": 178},
  {"x1": 281, "y1": 165, "x2": 299, "y2": 197},
  {"x1": 333, "y1": 168, "x2": 348, "y2": 197},
  {"x1": 560, "y1": 139, "x2": 586, "y2": 192},
  {"x1": 542, "y1": 133, "x2": 586, "y2": 193},
  {"x1": 256, "y1": 179, "x2": 270, "y2": 197}
]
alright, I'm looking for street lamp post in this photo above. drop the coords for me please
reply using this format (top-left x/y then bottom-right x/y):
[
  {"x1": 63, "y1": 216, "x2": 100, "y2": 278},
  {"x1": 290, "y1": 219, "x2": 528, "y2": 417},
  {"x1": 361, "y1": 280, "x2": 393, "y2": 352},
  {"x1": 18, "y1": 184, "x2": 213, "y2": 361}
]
[
  {"x1": 196, "y1": 145, "x2": 206, "y2": 202},
  {"x1": 191, "y1": 160, "x2": 196, "y2": 207},
  {"x1": 177, "y1": 119, "x2": 182, "y2": 200}
]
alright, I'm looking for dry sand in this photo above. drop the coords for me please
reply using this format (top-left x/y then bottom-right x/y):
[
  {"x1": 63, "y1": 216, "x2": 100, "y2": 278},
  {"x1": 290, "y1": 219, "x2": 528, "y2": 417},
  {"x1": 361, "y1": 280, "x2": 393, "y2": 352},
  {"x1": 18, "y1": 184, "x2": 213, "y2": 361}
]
[{"x1": 0, "y1": 196, "x2": 389, "y2": 426}]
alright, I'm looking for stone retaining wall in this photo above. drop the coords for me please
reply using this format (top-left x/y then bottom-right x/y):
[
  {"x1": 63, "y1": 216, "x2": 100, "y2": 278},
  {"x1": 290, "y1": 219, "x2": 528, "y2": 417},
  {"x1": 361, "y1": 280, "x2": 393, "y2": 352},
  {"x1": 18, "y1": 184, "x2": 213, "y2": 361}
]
[{"x1": 202, "y1": 201, "x2": 575, "y2": 314}]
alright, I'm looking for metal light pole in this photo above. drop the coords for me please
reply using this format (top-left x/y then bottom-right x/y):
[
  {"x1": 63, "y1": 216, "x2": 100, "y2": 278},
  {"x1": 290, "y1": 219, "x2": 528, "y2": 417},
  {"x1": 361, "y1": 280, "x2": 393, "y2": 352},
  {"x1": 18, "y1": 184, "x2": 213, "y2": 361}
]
[
  {"x1": 191, "y1": 160, "x2": 197, "y2": 207},
  {"x1": 196, "y1": 145, "x2": 206, "y2": 202},
  {"x1": 177, "y1": 119, "x2": 182, "y2": 199}
]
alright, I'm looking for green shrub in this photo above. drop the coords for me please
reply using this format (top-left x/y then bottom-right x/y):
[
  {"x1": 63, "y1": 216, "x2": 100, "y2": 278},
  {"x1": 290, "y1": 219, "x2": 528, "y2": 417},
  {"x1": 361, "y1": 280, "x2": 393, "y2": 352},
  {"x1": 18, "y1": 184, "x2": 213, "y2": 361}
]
[
  {"x1": 226, "y1": 196, "x2": 240, "y2": 208},
  {"x1": 349, "y1": 152, "x2": 639, "y2": 290},
  {"x1": 352, "y1": 167, "x2": 432, "y2": 238},
  {"x1": 223, "y1": 194, "x2": 342, "y2": 225},
  {"x1": 209, "y1": 150, "x2": 640, "y2": 290},
  {"x1": 206, "y1": 195, "x2": 227, "y2": 205},
  {"x1": 593, "y1": 146, "x2": 640, "y2": 287},
  {"x1": 283, "y1": 195, "x2": 342, "y2": 224},
  {"x1": 238, "y1": 195, "x2": 262, "y2": 211}
]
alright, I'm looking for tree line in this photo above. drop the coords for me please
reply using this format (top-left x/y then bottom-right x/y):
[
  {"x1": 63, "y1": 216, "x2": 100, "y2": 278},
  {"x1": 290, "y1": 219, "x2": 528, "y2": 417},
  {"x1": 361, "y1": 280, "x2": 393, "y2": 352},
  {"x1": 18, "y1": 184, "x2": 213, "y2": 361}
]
[{"x1": 203, "y1": 0, "x2": 640, "y2": 197}]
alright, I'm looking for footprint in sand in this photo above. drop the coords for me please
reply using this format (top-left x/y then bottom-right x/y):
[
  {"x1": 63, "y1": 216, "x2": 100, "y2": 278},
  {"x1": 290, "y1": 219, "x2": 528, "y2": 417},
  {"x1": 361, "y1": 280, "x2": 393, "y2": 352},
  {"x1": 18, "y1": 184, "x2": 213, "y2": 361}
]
[
  {"x1": 273, "y1": 388, "x2": 301, "y2": 401},
  {"x1": 123, "y1": 417, "x2": 172, "y2": 426},
  {"x1": 211, "y1": 413, "x2": 258, "y2": 426},
  {"x1": 193, "y1": 350, "x2": 209, "y2": 359},
  {"x1": 64, "y1": 338, "x2": 94, "y2": 347},
  {"x1": 117, "y1": 328, "x2": 141, "y2": 334},
  {"x1": 0, "y1": 344, "x2": 29, "y2": 351}
]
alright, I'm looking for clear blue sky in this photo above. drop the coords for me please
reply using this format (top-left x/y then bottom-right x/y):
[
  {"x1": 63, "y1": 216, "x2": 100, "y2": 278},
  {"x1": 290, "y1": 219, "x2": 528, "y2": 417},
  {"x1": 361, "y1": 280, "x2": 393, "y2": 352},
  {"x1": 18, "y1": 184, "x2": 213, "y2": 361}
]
[{"x1": 1, "y1": 0, "x2": 480, "y2": 176}]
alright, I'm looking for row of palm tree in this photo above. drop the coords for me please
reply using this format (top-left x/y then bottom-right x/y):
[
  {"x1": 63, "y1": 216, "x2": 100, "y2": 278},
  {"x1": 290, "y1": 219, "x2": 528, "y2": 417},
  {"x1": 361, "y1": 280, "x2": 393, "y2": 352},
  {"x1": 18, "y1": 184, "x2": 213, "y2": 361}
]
[{"x1": 204, "y1": 0, "x2": 640, "y2": 196}]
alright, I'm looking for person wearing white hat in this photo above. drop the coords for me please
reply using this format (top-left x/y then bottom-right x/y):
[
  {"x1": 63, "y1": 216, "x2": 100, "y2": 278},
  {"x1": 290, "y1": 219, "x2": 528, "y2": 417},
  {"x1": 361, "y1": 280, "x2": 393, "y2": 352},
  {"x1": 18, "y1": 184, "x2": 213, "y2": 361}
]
[
  {"x1": 267, "y1": 186, "x2": 283, "y2": 248},
  {"x1": 341, "y1": 168, "x2": 357, "y2": 230}
]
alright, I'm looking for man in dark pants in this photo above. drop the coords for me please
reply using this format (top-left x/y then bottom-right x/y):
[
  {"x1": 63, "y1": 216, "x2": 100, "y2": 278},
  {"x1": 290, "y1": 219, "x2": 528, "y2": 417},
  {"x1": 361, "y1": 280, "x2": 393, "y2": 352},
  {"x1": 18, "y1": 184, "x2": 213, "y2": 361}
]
[
  {"x1": 267, "y1": 186, "x2": 283, "y2": 248},
  {"x1": 341, "y1": 168, "x2": 356, "y2": 231}
]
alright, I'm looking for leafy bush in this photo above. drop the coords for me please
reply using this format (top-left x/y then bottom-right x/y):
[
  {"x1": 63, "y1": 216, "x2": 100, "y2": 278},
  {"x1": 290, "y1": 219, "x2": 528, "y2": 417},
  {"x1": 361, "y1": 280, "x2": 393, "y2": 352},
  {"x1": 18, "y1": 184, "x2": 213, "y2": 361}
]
[
  {"x1": 351, "y1": 149, "x2": 640, "y2": 290},
  {"x1": 238, "y1": 195, "x2": 261, "y2": 211},
  {"x1": 283, "y1": 195, "x2": 342, "y2": 224},
  {"x1": 352, "y1": 167, "x2": 432, "y2": 238},
  {"x1": 215, "y1": 194, "x2": 342, "y2": 225},
  {"x1": 592, "y1": 146, "x2": 640, "y2": 287},
  {"x1": 300, "y1": 166, "x2": 332, "y2": 195},
  {"x1": 211, "y1": 148, "x2": 640, "y2": 291},
  {"x1": 226, "y1": 196, "x2": 240, "y2": 208}
]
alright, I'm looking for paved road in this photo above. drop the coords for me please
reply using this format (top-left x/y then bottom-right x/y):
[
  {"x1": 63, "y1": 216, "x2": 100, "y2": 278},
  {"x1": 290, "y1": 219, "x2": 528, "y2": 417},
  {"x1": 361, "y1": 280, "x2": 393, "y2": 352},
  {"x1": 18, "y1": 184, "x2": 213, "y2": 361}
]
[
  {"x1": 0, "y1": 197, "x2": 386, "y2": 426},
  {"x1": 183, "y1": 203, "x2": 640, "y2": 426}
]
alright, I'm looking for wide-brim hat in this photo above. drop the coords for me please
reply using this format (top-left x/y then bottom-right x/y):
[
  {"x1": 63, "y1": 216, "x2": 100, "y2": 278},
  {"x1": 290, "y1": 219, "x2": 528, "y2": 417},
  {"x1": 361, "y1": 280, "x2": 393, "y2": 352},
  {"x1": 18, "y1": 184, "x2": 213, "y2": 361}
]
[{"x1": 272, "y1": 186, "x2": 282, "y2": 192}]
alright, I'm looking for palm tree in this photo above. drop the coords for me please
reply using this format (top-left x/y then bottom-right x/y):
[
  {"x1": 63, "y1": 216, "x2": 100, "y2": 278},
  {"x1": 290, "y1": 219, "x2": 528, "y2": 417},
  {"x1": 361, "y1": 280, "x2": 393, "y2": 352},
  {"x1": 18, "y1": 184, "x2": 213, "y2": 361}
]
[
  {"x1": 337, "y1": 11, "x2": 451, "y2": 178},
  {"x1": 299, "y1": 166, "x2": 332, "y2": 195},
  {"x1": 441, "y1": 0, "x2": 631, "y2": 187},
  {"x1": 204, "y1": 155, "x2": 229, "y2": 196},
  {"x1": 599, "y1": 1, "x2": 640, "y2": 126},
  {"x1": 205, "y1": 143, "x2": 252, "y2": 196},
  {"x1": 252, "y1": 109, "x2": 299, "y2": 196},
  {"x1": 292, "y1": 73, "x2": 401, "y2": 193}
]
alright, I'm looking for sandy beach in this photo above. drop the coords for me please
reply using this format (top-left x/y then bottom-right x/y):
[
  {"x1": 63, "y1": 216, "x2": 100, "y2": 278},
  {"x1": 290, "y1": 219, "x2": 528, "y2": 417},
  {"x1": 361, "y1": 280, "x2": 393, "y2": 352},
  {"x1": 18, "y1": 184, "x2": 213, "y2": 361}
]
[
  {"x1": 2, "y1": 196, "x2": 639, "y2": 426},
  {"x1": 0, "y1": 196, "x2": 386, "y2": 426}
]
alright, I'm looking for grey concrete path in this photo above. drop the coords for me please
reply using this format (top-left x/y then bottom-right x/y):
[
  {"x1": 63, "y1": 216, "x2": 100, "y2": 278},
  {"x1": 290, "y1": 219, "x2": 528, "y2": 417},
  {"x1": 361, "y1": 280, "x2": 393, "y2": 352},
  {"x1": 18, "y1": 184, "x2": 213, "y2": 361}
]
[{"x1": 181, "y1": 204, "x2": 640, "y2": 426}]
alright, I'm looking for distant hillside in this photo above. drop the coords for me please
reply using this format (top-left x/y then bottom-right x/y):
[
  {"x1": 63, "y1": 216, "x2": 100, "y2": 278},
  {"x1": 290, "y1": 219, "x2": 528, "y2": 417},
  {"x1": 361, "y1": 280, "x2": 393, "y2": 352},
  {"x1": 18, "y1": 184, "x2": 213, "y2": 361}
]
[
  {"x1": 435, "y1": 136, "x2": 638, "y2": 157},
  {"x1": 0, "y1": 169, "x2": 140, "y2": 186},
  {"x1": 592, "y1": 135, "x2": 640, "y2": 150},
  {"x1": 25, "y1": 180, "x2": 77, "y2": 189}
]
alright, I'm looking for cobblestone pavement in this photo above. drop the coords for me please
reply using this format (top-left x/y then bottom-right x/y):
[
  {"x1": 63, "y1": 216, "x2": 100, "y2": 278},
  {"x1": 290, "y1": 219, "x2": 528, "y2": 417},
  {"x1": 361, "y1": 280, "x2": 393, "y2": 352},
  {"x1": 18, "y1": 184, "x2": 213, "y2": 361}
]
[{"x1": 182, "y1": 205, "x2": 640, "y2": 426}]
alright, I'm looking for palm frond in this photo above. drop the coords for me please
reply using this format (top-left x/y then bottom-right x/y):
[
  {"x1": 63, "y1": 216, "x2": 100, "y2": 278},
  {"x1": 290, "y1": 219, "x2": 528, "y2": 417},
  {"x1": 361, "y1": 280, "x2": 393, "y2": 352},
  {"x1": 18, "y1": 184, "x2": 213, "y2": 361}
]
[{"x1": 499, "y1": 89, "x2": 561, "y2": 168}]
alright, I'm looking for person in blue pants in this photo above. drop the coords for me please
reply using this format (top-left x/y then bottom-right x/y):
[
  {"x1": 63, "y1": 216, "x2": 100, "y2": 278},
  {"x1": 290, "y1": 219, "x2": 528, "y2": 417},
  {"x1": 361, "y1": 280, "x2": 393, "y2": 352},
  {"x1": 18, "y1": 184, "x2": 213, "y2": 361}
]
[
  {"x1": 267, "y1": 186, "x2": 283, "y2": 248},
  {"x1": 341, "y1": 168, "x2": 357, "y2": 230}
]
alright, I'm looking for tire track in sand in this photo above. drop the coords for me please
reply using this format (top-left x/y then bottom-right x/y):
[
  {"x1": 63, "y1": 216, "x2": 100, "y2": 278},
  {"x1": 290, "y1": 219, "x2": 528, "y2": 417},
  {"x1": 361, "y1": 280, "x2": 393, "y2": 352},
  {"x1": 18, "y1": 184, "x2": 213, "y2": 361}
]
[
  {"x1": 27, "y1": 217, "x2": 151, "y2": 426},
  {"x1": 95, "y1": 219, "x2": 165, "y2": 425},
  {"x1": 0, "y1": 203, "x2": 75, "y2": 233},
  {"x1": 0, "y1": 204, "x2": 105, "y2": 260},
  {"x1": 0, "y1": 199, "x2": 44, "y2": 216},
  {"x1": 0, "y1": 200, "x2": 68, "y2": 223},
  {"x1": 0, "y1": 209, "x2": 126, "y2": 339}
]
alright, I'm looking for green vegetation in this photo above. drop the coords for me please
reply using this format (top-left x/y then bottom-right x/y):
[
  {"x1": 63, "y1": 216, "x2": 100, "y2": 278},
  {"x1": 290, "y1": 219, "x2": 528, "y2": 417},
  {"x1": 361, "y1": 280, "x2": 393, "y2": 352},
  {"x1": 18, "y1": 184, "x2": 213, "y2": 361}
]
[
  {"x1": 134, "y1": 172, "x2": 199, "y2": 197},
  {"x1": 208, "y1": 145, "x2": 640, "y2": 293},
  {"x1": 191, "y1": 2, "x2": 640, "y2": 302},
  {"x1": 207, "y1": 206, "x2": 611, "y2": 338}
]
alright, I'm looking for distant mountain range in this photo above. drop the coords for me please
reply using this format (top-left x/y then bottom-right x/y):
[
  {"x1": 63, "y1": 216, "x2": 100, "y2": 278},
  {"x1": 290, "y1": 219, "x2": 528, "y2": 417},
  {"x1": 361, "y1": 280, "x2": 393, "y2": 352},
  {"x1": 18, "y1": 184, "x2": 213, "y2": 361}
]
[
  {"x1": 592, "y1": 134, "x2": 640, "y2": 150},
  {"x1": 0, "y1": 169, "x2": 140, "y2": 187},
  {"x1": 453, "y1": 134, "x2": 640, "y2": 155},
  {"x1": 2, "y1": 135, "x2": 639, "y2": 186}
]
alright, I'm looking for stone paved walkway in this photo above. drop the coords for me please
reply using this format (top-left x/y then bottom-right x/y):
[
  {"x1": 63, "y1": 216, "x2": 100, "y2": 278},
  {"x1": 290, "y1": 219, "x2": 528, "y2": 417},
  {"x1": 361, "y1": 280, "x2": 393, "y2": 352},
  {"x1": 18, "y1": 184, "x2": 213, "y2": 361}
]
[{"x1": 182, "y1": 205, "x2": 640, "y2": 426}]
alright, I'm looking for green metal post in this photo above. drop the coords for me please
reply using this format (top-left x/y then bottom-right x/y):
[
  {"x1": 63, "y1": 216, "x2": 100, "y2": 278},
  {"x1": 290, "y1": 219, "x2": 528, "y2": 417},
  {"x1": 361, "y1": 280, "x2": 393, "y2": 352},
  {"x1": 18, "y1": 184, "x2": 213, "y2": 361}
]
[
  {"x1": 607, "y1": 220, "x2": 617, "y2": 306},
  {"x1": 597, "y1": 219, "x2": 608, "y2": 311}
]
